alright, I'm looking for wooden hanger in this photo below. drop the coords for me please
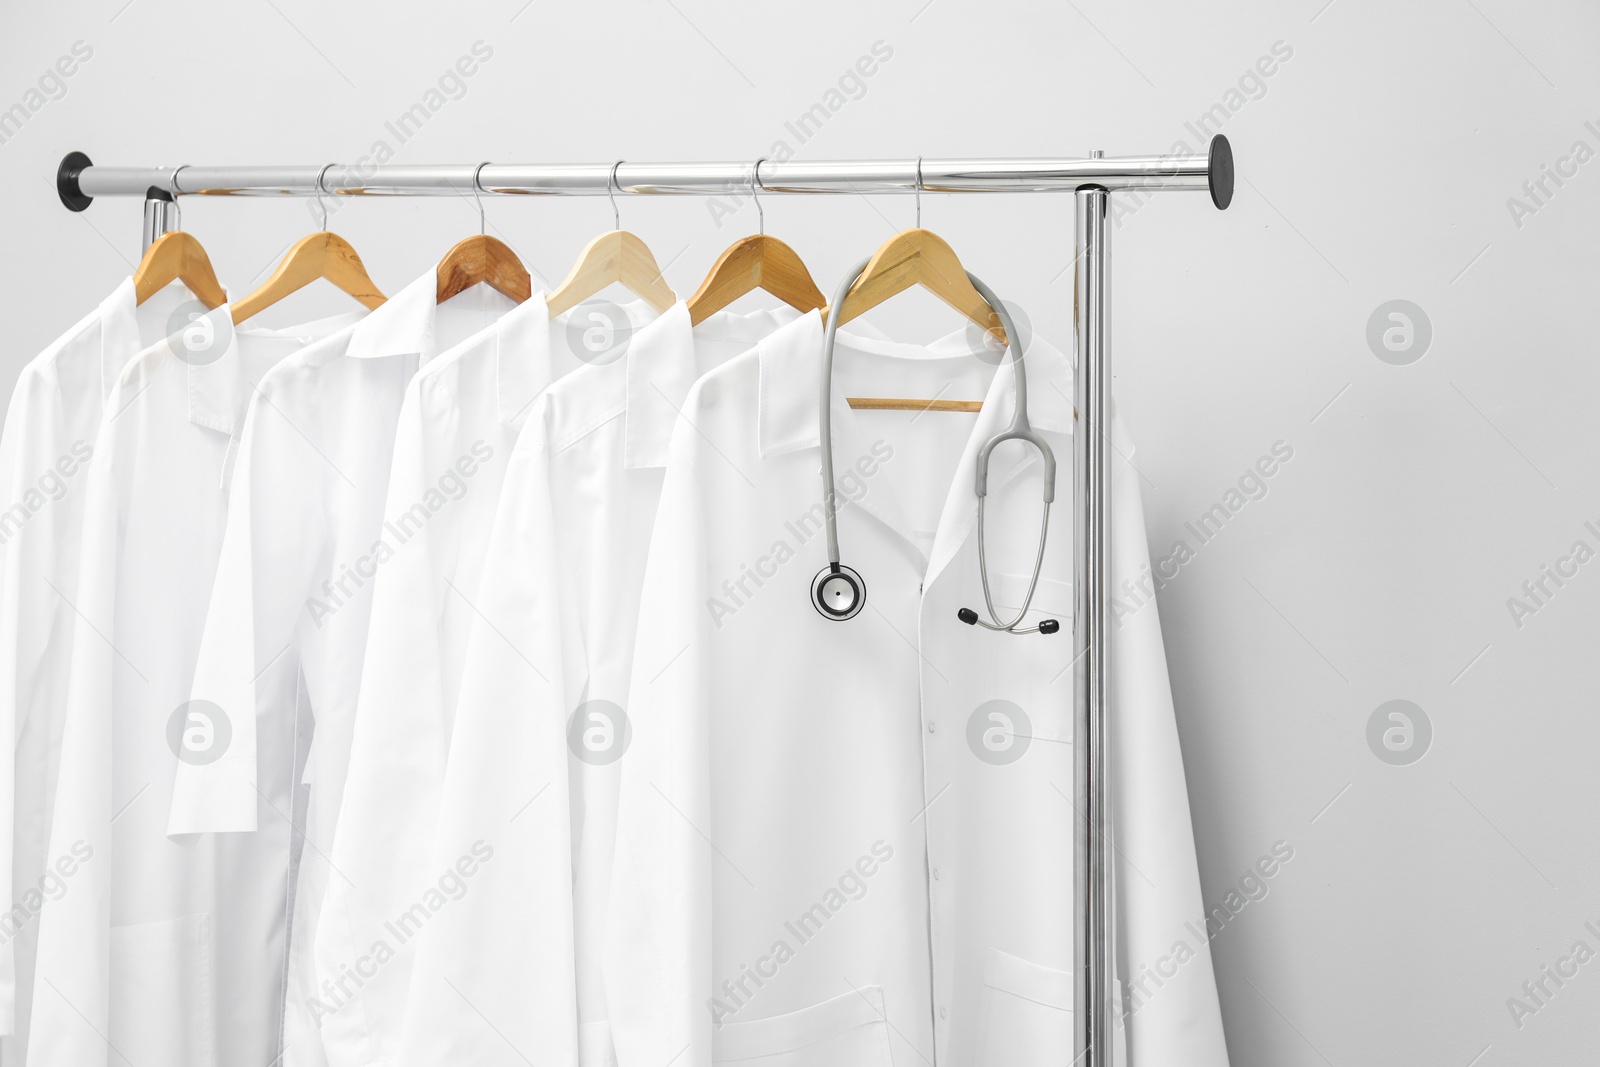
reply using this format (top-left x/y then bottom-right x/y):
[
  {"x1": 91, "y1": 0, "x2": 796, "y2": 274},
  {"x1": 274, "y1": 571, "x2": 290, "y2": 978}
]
[
  {"x1": 687, "y1": 234, "x2": 827, "y2": 325},
  {"x1": 231, "y1": 232, "x2": 386, "y2": 325},
  {"x1": 834, "y1": 228, "x2": 1004, "y2": 413},
  {"x1": 437, "y1": 165, "x2": 532, "y2": 305},
  {"x1": 436, "y1": 234, "x2": 532, "y2": 304},
  {"x1": 545, "y1": 230, "x2": 676, "y2": 319},
  {"x1": 133, "y1": 232, "x2": 226, "y2": 309}
]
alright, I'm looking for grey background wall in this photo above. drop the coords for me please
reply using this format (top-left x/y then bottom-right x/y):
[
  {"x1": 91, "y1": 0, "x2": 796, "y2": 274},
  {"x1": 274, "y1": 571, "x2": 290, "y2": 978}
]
[{"x1": 2, "y1": 0, "x2": 1597, "y2": 1063}]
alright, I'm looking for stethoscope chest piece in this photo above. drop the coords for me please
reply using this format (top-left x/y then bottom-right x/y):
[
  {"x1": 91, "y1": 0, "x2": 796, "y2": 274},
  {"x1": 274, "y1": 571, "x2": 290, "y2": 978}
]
[{"x1": 811, "y1": 564, "x2": 866, "y2": 621}]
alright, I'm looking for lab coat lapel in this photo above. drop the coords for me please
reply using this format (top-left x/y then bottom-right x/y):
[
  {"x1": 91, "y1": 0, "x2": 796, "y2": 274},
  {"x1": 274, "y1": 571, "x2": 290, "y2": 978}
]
[
  {"x1": 923, "y1": 334, "x2": 1075, "y2": 596},
  {"x1": 754, "y1": 312, "x2": 927, "y2": 558},
  {"x1": 346, "y1": 271, "x2": 438, "y2": 363},
  {"x1": 493, "y1": 294, "x2": 553, "y2": 425},
  {"x1": 179, "y1": 306, "x2": 244, "y2": 436},
  {"x1": 561, "y1": 303, "x2": 694, "y2": 700},
  {"x1": 623, "y1": 302, "x2": 694, "y2": 470}
]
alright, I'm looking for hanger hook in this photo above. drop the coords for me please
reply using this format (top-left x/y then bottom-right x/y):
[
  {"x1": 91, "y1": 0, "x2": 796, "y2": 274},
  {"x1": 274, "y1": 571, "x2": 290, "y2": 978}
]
[
  {"x1": 472, "y1": 161, "x2": 489, "y2": 236},
  {"x1": 915, "y1": 156, "x2": 923, "y2": 229},
  {"x1": 315, "y1": 163, "x2": 335, "y2": 231},
  {"x1": 751, "y1": 158, "x2": 767, "y2": 235},
  {"x1": 608, "y1": 161, "x2": 623, "y2": 230},
  {"x1": 166, "y1": 164, "x2": 187, "y2": 232}
]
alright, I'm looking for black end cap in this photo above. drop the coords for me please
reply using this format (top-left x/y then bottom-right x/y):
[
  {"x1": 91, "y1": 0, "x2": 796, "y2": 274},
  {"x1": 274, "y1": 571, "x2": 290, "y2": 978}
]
[
  {"x1": 58, "y1": 151, "x2": 93, "y2": 212},
  {"x1": 145, "y1": 186, "x2": 173, "y2": 203},
  {"x1": 957, "y1": 608, "x2": 979, "y2": 626},
  {"x1": 1208, "y1": 135, "x2": 1233, "y2": 211},
  {"x1": 1039, "y1": 618, "x2": 1061, "y2": 635}
]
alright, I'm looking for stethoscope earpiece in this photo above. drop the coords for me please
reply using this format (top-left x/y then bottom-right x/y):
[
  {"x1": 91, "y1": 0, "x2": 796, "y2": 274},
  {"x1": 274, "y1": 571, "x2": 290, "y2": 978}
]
[
  {"x1": 811, "y1": 563, "x2": 866, "y2": 621},
  {"x1": 957, "y1": 607, "x2": 1060, "y2": 635}
]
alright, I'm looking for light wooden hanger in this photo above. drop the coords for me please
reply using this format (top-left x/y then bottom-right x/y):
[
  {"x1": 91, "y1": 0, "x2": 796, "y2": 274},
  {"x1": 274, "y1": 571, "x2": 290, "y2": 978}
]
[
  {"x1": 436, "y1": 166, "x2": 531, "y2": 304},
  {"x1": 231, "y1": 166, "x2": 387, "y2": 325},
  {"x1": 825, "y1": 159, "x2": 1005, "y2": 412},
  {"x1": 545, "y1": 163, "x2": 676, "y2": 319},
  {"x1": 687, "y1": 161, "x2": 827, "y2": 326},
  {"x1": 133, "y1": 231, "x2": 227, "y2": 309},
  {"x1": 834, "y1": 225, "x2": 1005, "y2": 413}
]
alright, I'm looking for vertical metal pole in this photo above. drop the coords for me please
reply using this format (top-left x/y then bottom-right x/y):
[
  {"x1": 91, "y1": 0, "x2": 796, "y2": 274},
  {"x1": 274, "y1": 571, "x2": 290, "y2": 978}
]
[
  {"x1": 1073, "y1": 167, "x2": 1112, "y2": 1067},
  {"x1": 141, "y1": 186, "x2": 178, "y2": 252}
]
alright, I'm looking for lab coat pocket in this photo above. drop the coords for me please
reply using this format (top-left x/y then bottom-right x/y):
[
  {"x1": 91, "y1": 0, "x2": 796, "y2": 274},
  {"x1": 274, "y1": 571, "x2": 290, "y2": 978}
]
[
  {"x1": 712, "y1": 985, "x2": 894, "y2": 1065},
  {"x1": 109, "y1": 913, "x2": 217, "y2": 1067},
  {"x1": 992, "y1": 572, "x2": 1072, "y2": 620},
  {"x1": 992, "y1": 573, "x2": 1073, "y2": 744},
  {"x1": 976, "y1": 949, "x2": 1073, "y2": 1067}
]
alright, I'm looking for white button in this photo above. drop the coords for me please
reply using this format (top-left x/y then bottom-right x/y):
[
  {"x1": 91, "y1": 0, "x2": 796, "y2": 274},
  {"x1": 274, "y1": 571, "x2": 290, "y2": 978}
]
[
  {"x1": 932, "y1": 867, "x2": 940, "y2": 880},
  {"x1": 927, "y1": 721, "x2": 936, "y2": 733},
  {"x1": 939, "y1": 1007, "x2": 948, "y2": 1020}
]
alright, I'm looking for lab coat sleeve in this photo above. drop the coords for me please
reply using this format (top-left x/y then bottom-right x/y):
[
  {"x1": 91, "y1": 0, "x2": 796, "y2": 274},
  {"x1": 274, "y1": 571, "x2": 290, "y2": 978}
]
[
  {"x1": 396, "y1": 426, "x2": 578, "y2": 1067},
  {"x1": 24, "y1": 394, "x2": 122, "y2": 1065},
  {"x1": 315, "y1": 383, "x2": 451, "y2": 1065},
  {"x1": 606, "y1": 399, "x2": 715, "y2": 1067},
  {"x1": 1109, "y1": 418, "x2": 1230, "y2": 1067},
  {"x1": 168, "y1": 375, "x2": 326, "y2": 835},
  {"x1": 0, "y1": 364, "x2": 52, "y2": 1037}
]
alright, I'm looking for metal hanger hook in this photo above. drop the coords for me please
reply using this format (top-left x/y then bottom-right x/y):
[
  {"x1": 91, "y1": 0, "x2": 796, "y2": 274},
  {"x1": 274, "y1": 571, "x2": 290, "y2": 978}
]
[
  {"x1": 472, "y1": 161, "x2": 489, "y2": 235},
  {"x1": 751, "y1": 158, "x2": 767, "y2": 235},
  {"x1": 915, "y1": 156, "x2": 923, "y2": 229},
  {"x1": 314, "y1": 163, "x2": 335, "y2": 231},
  {"x1": 608, "y1": 161, "x2": 623, "y2": 230},
  {"x1": 167, "y1": 164, "x2": 187, "y2": 232}
]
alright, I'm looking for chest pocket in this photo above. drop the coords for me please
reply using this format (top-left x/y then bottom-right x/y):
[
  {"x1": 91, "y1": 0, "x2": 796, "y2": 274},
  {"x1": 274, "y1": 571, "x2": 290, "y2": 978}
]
[
  {"x1": 986, "y1": 572, "x2": 1074, "y2": 744},
  {"x1": 991, "y1": 572, "x2": 1072, "y2": 621},
  {"x1": 712, "y1": 986, "x2": 894, "y2": 1065}
]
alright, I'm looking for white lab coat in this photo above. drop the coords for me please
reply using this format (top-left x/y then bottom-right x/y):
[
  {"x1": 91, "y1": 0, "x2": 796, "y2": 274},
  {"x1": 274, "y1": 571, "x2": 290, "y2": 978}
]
[
  {"x1": 395, "y1": 303, "x2": 798, "y2": 1067},
  {"x1": 25, "y1": 305, "x2": 363, "y2": 1067},
  {"x1": 315, "y1": 294, "x2": 662, "y2": 1067},
  {"x1": 606, "y1": 314, "x2": 1229, "y2": 1067},
  {"x1": 0, "y1": 279, "x2": 191, "y2": 1060},
  {"x1": 166, "y1": 276, "x2": 524, "y2": 1067},
  {"x1": 170, "y1": 278, "x2": 658, "y2": 1067}
]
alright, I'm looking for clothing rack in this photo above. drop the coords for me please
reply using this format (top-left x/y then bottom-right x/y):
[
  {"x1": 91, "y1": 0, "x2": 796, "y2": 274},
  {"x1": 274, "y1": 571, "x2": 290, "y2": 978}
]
[{"x1": 54, "y1": 138, "x2": 1235, "y2": 1067}]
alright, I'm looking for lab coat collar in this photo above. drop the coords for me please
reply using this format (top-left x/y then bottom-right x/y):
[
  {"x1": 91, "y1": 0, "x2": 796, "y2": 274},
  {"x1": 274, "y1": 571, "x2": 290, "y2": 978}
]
[
  {"x1": 756, "y1": 312, "x2": 1076, "y2": 582},
  {"x1": 182, "y1": 305, "x2": 246, "y2": 435},
  {"x1": 493, "y1": 294, "x2": 553, "y2": 425},
  {"x1": 623, "y1": 302, "x2": 805, "y2": 469},
  {"x1": 755, "y1": 310, "x2": 827, "y2": 459},
  {"x1": 756, "y1": 312, "x2": 1075, "y2": 454},
  {"x1": 344, "y1": 271, "x2": 438, "y2": 362},
  {"x1": 623, "y1": 301, "x2": 695, "y2": 469},
  {"x1": 181, "y1": 305, "x2": 364, "y2": 438}
]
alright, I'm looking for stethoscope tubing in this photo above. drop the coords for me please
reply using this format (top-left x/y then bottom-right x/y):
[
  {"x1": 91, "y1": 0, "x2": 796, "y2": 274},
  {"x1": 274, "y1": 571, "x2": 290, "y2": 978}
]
[{"x1": 816, "y1": 260, "x2": 1057, "y2": 635}]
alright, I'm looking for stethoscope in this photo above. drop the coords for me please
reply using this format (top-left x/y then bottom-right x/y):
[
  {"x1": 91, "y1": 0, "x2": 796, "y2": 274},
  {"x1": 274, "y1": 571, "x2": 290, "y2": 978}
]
[{"x1": 809, "y1": 259, "x2": 1061, "y2": 636}]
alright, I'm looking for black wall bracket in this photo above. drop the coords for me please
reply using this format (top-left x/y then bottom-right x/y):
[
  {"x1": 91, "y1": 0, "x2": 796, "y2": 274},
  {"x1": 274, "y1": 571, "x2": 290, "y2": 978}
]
[{"x1": 58, "y1": 151, "x2": 93, "y2": 212}]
